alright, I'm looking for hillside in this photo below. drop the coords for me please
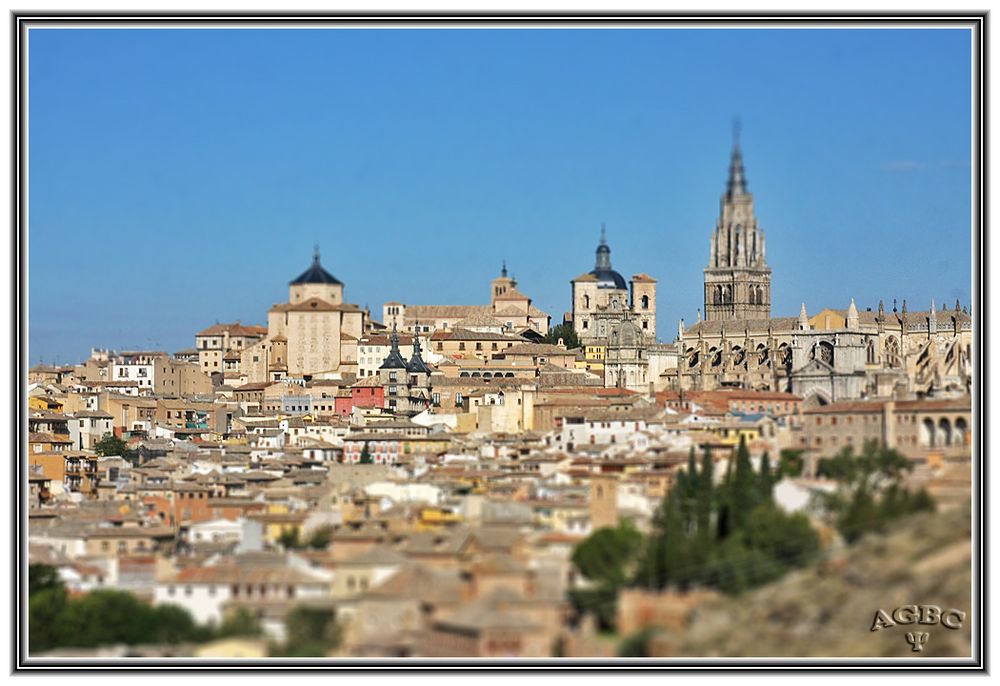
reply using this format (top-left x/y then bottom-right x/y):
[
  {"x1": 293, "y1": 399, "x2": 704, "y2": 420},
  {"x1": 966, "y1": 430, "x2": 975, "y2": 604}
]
[{"x1": 655, "y1": 506, "x2": 975, "y2": 658}]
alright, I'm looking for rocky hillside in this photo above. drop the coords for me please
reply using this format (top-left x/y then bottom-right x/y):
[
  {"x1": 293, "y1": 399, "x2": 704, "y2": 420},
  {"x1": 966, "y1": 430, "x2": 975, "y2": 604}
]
[{"x1": 654, "y1": 506, "x2": 975, "y2": 658}]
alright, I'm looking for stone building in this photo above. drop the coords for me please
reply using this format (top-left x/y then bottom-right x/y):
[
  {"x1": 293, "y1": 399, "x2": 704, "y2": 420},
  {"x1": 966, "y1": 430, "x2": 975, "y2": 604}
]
[
  {"x1": 703, "y1": 131, "x2": 771, "y2": 322},
  {"x1": 378, "y1": 328, "x2": 434, "y2": 416},
  {"x1": 382, "y1": 264, "x2": 550, "y2": 337},
  {"x1": 603, "y1": 316, "x2": 651, "y2": 392},
  {"x1": 672, "y1": 298, "x2": 972, "y2": 404},
  {"x1": 569, "y1": 227, "x2": 657, "y2": 346},
  {"x1": 241, "y1": 249, "x2": 365, "y2": 383},
  {"x1": 800, "y1": 396, "x2": 971, "y2": 459},
  {"x1": 669, "y1": 132, "x2": 972, "y2": 405}
]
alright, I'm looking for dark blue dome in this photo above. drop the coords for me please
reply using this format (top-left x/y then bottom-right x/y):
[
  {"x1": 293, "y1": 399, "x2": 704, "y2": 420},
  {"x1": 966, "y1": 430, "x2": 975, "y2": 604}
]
[
  {"x1": 290, "y1": 250, "x2": 343, "y2": 286},
  {"x1": 590, "y1": 268, "x2": 628, "y2": 290}
]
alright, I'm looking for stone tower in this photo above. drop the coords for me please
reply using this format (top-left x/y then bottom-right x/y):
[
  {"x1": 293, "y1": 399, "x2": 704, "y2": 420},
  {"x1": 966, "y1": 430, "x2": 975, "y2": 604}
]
[
  {"x1": 589, "y1": 474, "x2": 618, "y2": 531},
  {"x1": 704, "y1": 126, "x2": 772, "y2": 322}
]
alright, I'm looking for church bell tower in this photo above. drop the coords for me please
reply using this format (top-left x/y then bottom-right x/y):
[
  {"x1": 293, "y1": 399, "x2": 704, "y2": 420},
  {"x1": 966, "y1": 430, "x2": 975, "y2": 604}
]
[{"x1": 703, "y1": 123, "x2": 772, "y2": 322}]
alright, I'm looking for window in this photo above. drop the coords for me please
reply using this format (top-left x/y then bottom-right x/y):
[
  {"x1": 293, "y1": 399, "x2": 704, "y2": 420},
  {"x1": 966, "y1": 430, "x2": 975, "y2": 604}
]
[
  {"x1": 167, "y1": 586, "x2": 176, "y2": 597},
  {"x1": 476, "y1": 342, "x2": 483, "y2": 351},
  {"x1": 459, "y1": 343, "x2": 466, "y2": 351}
]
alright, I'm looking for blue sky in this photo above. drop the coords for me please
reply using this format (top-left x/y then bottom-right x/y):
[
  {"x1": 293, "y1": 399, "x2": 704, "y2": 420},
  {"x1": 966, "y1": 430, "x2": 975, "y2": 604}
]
[{"x1": 28, "y1": 27, "x2": 973, "y2": 364}]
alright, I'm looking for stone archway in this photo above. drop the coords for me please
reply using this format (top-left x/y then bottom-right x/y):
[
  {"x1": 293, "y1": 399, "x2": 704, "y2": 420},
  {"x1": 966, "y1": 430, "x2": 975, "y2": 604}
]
[
  {"x1": 937, "y1": 418, "x2": 952, "y2": 447},
  {"x1": 921, "y1": 418, "x2": 936, "y2": 447},
  {"x1": 954, "y1": 417, "x2": 968, "y2": 446}
]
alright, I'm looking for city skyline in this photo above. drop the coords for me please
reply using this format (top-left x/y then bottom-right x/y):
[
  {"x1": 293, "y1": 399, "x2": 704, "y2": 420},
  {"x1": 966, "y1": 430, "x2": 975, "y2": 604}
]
[{"x1": 28, "y1": 27, "x2": 973, "y2": 363}]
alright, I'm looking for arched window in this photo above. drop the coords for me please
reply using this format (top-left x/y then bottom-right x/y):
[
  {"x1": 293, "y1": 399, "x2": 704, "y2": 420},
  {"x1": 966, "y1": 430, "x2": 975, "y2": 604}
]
[
  {"x1": 713, "y1": 287, "x2": 721, "y2": 305},
  {"x1": 938, "y1": 418, "x2": 952, "y2": 447},
  {"x1": 583, "y1": 294, "x2": 590, "y2": 309},
  {"x1": 921, "y1": 418, "x2": 936, "y2": 447},
  {"x1": 641, "y1": 294, "x2": 649, "y2": 310},
  {"x1": 955, "y1": 418, "x2": 968, "y2": 446},
  {"x1": 885, "y1": 337, "x2": 901, "y2": 368},
  {"x1": 757, "y1": 287, "x2": 764, "y2": 305}
]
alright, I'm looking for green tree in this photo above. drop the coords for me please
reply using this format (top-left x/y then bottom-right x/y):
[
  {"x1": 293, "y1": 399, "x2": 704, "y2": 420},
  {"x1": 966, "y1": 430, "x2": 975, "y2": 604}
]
[
  {"x1": 217, "y1": 608, "x2": 263, "y2": 638},
  {"x1": 818, "y1": 442, "x2": 935, "y2": 543},
  {"x1": 568, "y1": 585, "x2": 619, "y2": 632},
  {"x1": 306, "y1": 525, "x2": 335, "y2": 550},
  {"x1": 571, "y1": 520, "x2": 644, "y2": 587},
  {"x1": 28, "y1": 587, "x2": 68, "y2": 654},
  {"x1": 741, "y1": 503, "x2": 820, "y2": 571},
  {"x1": 358, "y1": 442, "x2": 373, "y2": 465},
  {"x1": 272, "y1": 605, "x2": 343, "y2": 657},
  {"x1": 617, "y1": 627, "x2": 657, "y2": 657},
  {"x1": 543, "y1": 323, "x2": 581, "y2": 349},
  {"x1": 728, "y1": 436, "x2": 760, "y2": 531},
  {"x1": 94, "y1": 433, "x2": 128, "y2": 457},
  {"x1": 779, "y1": 449, "x2": 805, "y2": 477},
  {"x1": 633, "y1": 436, "x2": 821, "y2": 598},
  {"x1": 29, "y1": 563, "x2": 63, "y2": 597},
  {"x1": 758, "y1": 451, "x2": 774, "y2": 499},
  {"x1": 277, "y1": 527, "x2": 301, "y2": 550}
]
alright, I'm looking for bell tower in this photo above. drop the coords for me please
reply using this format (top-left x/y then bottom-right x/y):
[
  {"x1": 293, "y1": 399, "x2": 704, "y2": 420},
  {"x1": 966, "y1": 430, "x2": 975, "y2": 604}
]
[{"x1": 703, "y1": 122, "x2": 772, "y2": 322}]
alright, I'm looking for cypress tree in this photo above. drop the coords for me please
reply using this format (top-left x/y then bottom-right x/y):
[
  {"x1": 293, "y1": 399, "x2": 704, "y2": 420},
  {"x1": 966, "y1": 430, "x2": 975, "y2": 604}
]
[
  {"x1": 731, "y1": 436, "x2": 755, "y2": 531},
  {"x1": 696, "y1": 446, "x2": 714, "y2": 539},
  {"x1": 759, "y1": 450, "x2": 773, "y2": 500}
]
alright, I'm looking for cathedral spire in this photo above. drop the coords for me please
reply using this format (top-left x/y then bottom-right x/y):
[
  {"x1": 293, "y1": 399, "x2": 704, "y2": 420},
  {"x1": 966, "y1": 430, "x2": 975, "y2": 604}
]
[
  {"x1": 501, "y1": 260, "x2": 507, "y2": 278},
  {"x1": 726, "y1": 119, "x2": 748, "y2": 198},
  {"x1": 799, "y1": 303, "x2": 809, "y2": 330},
  {"x1": 847, "y1": 298, "x2": 859, "y2": 329}
]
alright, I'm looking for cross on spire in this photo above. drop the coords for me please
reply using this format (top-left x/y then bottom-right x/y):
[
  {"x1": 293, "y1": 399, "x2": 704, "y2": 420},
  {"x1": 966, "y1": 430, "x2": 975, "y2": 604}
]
[{"x1": 313, "y1": 243, "x2": 320, "y2": 264}]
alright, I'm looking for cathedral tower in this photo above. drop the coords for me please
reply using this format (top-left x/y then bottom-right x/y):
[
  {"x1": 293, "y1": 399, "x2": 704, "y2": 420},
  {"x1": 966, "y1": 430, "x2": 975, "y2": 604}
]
[{"x1": 703, "y1": 126, "x2": 772, "y2": 321}]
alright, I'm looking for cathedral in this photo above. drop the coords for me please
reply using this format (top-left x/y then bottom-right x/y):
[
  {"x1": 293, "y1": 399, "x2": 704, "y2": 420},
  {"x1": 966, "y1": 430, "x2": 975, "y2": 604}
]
[
  {"x1": 703, "y1": 129, "x2": 772, "y2": 322},
  {"x1": 666, "y1": 133, "x2": 972, "y2": 405},
  {"x1": 569, "y1": 226, "x2": 657, "y2": 346}
]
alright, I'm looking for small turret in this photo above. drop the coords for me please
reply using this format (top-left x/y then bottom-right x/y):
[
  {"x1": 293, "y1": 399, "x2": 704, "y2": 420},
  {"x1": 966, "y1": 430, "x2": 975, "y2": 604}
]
[
  {"x1": 799, "y1": 303, "x2": 809, "y2": 330},
  {"x1": 847, "y1": 298, "x2": 859, "y2": 329}
]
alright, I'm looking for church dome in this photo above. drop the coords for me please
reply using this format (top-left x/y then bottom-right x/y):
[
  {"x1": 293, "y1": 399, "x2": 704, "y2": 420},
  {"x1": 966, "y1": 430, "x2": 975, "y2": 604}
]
[
  {"x1": 589, "y1": 230, "x2": 627, "y2": 290},
  {"x1": 289, "y1": 248, "x2": 343, "y2": 286}
]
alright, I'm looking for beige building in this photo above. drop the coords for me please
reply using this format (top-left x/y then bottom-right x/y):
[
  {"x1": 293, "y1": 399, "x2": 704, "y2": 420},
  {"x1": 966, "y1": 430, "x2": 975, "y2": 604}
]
[
  {"x1": 242, "y1": 249, "x2": 365, "y2": 382},
  {"x1": 383, "y1": 264, "x2": 550, "y2": 337},
  {"x1": 570, "y1": 227, "x2": 657, "y2": 345},
  {"x1": 800, "y1": 396, "x2": 971, "y2": 460},
  {"x1": 358, "y1": 332, "x2": 415, "y2": 378},
  {"x1": 194, "y1": 323, "x2": 267, "y2": 376},
  {"x1": 673, "y1": 298, "x2": 973, "y2": 404},
  {"x1": 428, "y1": 329, "x2": 527, "y2": 361},
  {"x1": 671, "y1": 134, "x2": 972, "y2": 404},
  {"x1": 703, "y1": 133, "x2": 772, "y2": 322}
]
